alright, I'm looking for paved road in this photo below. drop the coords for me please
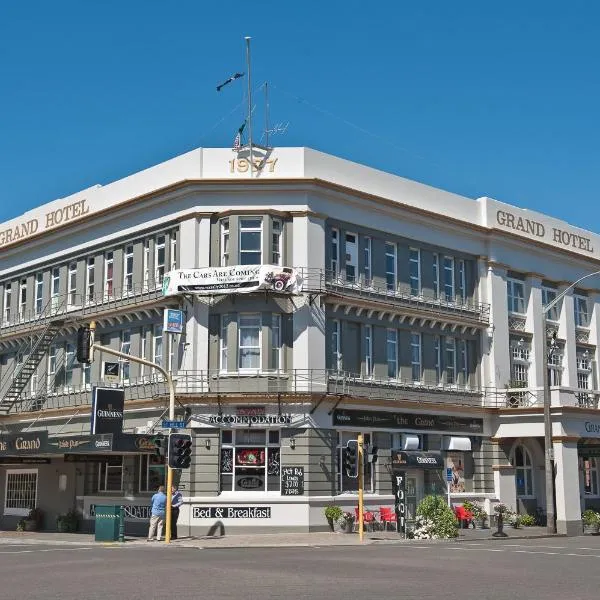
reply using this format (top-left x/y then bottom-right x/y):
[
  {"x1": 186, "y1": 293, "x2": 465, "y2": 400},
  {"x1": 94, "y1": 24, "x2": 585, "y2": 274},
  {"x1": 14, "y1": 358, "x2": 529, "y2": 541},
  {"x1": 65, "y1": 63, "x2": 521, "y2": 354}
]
[{"x1": 2, "y1": 537, "x2": 600, "y2": 600}]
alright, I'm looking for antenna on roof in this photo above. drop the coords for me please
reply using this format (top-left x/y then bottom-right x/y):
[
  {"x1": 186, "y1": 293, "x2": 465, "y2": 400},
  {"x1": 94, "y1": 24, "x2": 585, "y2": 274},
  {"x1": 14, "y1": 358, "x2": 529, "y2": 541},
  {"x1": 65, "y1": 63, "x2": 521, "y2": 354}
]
[{"x1": 261, "y1": 81, "x2": 289, "y2": 147}]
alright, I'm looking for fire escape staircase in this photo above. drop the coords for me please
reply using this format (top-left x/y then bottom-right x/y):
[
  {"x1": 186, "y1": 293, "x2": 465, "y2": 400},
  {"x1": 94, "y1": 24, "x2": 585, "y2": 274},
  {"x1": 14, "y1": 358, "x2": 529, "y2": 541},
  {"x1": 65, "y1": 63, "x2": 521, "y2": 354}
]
[{"x1": 0, "y1": 320, "x2": 63, "y2": 415}]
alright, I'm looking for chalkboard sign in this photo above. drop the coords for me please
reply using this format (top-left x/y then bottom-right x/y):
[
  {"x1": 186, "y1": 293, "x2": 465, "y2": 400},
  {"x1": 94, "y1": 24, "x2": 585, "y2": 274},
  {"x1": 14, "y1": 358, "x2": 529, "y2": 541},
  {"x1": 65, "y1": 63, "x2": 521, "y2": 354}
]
[{"x1": 281, "y1": 466, "x2": 304, "y2": 496}]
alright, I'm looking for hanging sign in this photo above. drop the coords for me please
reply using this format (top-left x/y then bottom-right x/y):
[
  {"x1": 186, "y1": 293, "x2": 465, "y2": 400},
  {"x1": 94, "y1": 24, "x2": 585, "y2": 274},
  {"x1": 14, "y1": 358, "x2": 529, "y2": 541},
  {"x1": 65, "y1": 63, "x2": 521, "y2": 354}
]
[
  {"x1": 392, "y1": 471, "x2": 407, "y2": 536},
  {"x1": 164, "y1": 309, "x2": 184, "y2": 334}
]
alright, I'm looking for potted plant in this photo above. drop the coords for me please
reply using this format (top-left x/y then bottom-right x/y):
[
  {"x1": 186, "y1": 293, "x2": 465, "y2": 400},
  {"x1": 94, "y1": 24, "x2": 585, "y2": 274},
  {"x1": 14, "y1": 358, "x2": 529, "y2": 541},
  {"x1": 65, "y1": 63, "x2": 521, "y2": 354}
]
[
  {"x1": 582, "y1": 509, "x2": 600, "y2": 534},
  {"x1": 324, "y1": 505, "x2": 343, "y2": 532},
  {"x1": 511, "y1": 513, "x2": 523, "y2": 529},
  {"x1": 338, "y1": 511, "x2": 355, "y2": 533},
  {"x1": 463, "y1": 501, "x2": 488, "y2": 529},
  {"x1": 56, "y1": 509, "x2": 81, "y2": 533},
  {"x1": 23, "y1": 507, "x2": 44, "y2": 531},
  {"x1": 520, "y1": 513, "x2": 535, "y2": 527},
  {"x1": 492, "y1": 503, "x2": 510, "y2": 537}
]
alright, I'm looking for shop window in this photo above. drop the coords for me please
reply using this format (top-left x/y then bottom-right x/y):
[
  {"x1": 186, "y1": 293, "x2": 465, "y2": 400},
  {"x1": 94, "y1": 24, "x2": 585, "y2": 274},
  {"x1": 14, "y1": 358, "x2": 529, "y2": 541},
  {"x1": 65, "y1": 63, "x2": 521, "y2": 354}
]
[
  {"x1": 513, "y1": 445, "x2": 534, "y2": 498},
  {"x1": 98, "y1": 456, "x2": 124, "y2": 492},
  {"x1": 4, "y1": 469, "x2": 38, "y2": 516},
  {"x1": 582, "y1": 457, "x2": 600, "y2": 496},
  {"x1": 336, "y1": 431, "x2": 373, "y2": 493},
  {"x1": 219, "y1": 429, "x2": 281, "y2": 493},
  {"x1": 140, "y1": 455, "x2": 166, "y2": 492}
]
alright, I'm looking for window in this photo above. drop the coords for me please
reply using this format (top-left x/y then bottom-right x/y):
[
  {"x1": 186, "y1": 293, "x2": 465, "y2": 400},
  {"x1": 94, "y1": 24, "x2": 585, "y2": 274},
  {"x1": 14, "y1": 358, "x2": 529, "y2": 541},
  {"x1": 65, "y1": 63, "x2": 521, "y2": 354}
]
[
  {"x1": 582, "y1": 457, "x2": 599, "y2": 496},
  {"x1": 443, "y1": 256, "x2": 455, "y2": 301},
  {"x1": 385, "y1": 243, "x2": 397, "y2": 292},
  {"x1": 510, "y1": 340, "x2": 530, "y2": 388},
  {"x1": 4, "y1": 470, "x2": 37, "y2": 515},
  {"x1": 238, "y1": 314, "x2": 261, "y2": 370},
  {"x1": 331, "y1": 228, "x2": 339, "y2": 276},
  {"x1": 220, "y1": 219, "x2": 230, "y2": 266},
  {"x1": 48, "y1": 344, "x2": 58, "y2": 388},
  {"x1": 143, "y1": 239, "x2": 151, "y2": 287},
  {"x1": 170, "y1": 230, "x2": 178, "y2": 270},
  {"x1": 64, "y1": 343, "x2": 75, "y2": 389},
  {"x1": 19, "y1": 279, "x2": 27, "y2": 320},
  {"x1": 387, "y1": 329, "x2": 398, "y2": 378},
  {"x1": 239, "y1": 218, "x2": 262, "y2": 265},
  {"x1": 547, "y1": 343, "x2": 563, "y2": 386},
  {"x1": 507, "y1": 279, "x2": 525, "y2": 314},
  {"x1": 345, "y1": 233, "x2": 358, "y2": 283},
  {"x1": 121, "y1": 330, "x2": 131, "y2": 383},
  {"x1": 140, "y1": 455, "x2": 165, "y2": 492},
  {"x1": 364, "y1": 325, "x2": 373, "y2": 378},
  {"x1": 445, "y1": 337, "x2": 456, "y2": 385},
  {"x1": 434, "y1": 335, "x2": 441, "y2": 384},
  {"x1": 98, "y1": 456, "x2": 123, "y2": 492},
  {"x1": 123, "y1": 246, "x2": 134, "y2": 293},
  {"x1": 220, "y1": 314, "x2": 230, "y2": 371},
  {"x1": 68, "y1": 262, "x2": 77, "y2": 306},
  {"x1": 332, "y1": 319, "x2": 342, "y2": 371},
  {"x1": 576, "y1": 350, "x2": 592, "y2": 406},
  {"x1": 82, "y1": 361, "x2": 91, "y2": 388},
  {"x1": 153, "y1": 325, "x2": 163, "y2": 369},
  {"x1": 514, "y1": 445, "x2": 534, "y2": 497},
  {"x1": 336, "y1": 431, "x2": 374, "y2": 493},
  {"x1": 3, "y1": 283, "x2": 11, "y2": 324},
  {"x1": 574, "y1": 295, "x2": 589, "y2": 328},
  {"x1": 271, "y1": 314, "x2": 282, "y2": 371},
  {"x1": 458, "y1": 339, "x2": 468, "y2": 386},
  {"x1": 220, "y1": 429, "x2": 281, "y2": 493},
  {"x1": 363, "y1": 237, "x2": 372, "y2": 286},
  {"x1": 409, "y1": 248, "x2": 421, "y2": 296},
  {"x1": 271, "y1": 219, "x2": 282, "y2": 265},
  {"x1": 432, "y1": 253, "x2": 440, "y2": 300},
  {"x1": 411, "y1": 332, "x2": 422, "y2": 382},
  {"x1": 155, "y1": 235, "x2": 166, "y2": 283},
  {"x1": 457, "y1": 260, "x2": 466, "y2": 303},
  {"x1": 104, "y1": 251, "x2": 114, "y2": 298},
  {"x1": 34, "y1": 273, "x2": 43, "y2": 315},
  {"x1": 85, "y1": 258, "x2": 95, "y2": 303},
  {"x1": 139, "y1": 326, "x2": 150, "y2": 379},
  {"x1": 542, "y1": 288, "x2": 561, "y2": 322}
]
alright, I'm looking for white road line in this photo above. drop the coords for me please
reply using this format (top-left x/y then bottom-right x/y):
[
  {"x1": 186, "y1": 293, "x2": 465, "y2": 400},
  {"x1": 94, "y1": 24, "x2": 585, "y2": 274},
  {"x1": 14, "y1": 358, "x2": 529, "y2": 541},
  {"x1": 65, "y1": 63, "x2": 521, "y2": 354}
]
[{"x1": 0, "y1": 547, "x2": 93, "y2": 554}]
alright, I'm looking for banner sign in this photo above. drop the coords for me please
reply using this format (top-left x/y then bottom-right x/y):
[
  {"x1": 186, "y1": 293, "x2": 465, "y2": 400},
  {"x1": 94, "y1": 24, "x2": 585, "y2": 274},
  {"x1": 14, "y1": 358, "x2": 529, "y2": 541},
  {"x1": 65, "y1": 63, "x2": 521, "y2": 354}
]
[
  {"x1": 0, "y1": 431, "x2": 48, "y2": 455},
  {"x1": 91, "y1": 387, "x2": 125, "y2": 435},
  {"x1": 391, "y1": 451, "x2": 445, "y2": 470},
  {"x1": 392, "y1": 471, "x2": 407, "y2": 536},
  {"x1": 164, "y1": 308, "x2": 184, "y2": 334},
  {"x1": 162, "y1": 265, "x2": 303, "y2": 296},
  {"x1": 333, "y1": 409, "x2": 483, "y2": 434}
]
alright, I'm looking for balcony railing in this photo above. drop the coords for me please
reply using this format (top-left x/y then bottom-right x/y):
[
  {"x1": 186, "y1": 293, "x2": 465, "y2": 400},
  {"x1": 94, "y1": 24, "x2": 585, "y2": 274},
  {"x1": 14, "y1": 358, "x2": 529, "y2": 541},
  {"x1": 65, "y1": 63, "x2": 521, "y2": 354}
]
[{"x1": 484, "y1": 386, "x2": 600, "y2": 409}]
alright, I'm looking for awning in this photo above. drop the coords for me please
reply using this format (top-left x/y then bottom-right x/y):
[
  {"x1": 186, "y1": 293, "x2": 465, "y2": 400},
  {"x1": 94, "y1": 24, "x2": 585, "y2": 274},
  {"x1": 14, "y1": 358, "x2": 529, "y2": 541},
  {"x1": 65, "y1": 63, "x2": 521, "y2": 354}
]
[
  {"x1": 401, "y1": 434, "x2": 420, "y2": 451},
  {"x1": 443, "y1": 436, "x2": 472, "y2": 451},
  {"x1": 391, "y1": 450, "x2": 444, "y2": 470}
]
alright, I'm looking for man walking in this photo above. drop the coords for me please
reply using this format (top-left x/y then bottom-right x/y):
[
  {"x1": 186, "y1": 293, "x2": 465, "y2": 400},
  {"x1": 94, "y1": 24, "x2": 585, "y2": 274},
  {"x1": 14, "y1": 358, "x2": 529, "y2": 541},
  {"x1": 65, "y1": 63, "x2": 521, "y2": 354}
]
[
  {"x1": 171, "y1": 485, "x2": 183, "y2": 540},
  {"x1": 147, "y1": 484, "x2": 167, "y2": 542}
]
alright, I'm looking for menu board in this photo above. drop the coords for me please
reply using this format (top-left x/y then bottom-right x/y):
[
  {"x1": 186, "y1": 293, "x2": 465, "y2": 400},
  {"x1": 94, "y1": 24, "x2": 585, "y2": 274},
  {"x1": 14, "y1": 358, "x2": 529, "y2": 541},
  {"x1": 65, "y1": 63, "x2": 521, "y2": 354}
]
[{"x1": 281, "y1": 466, "x2": 304, "y2": 496}]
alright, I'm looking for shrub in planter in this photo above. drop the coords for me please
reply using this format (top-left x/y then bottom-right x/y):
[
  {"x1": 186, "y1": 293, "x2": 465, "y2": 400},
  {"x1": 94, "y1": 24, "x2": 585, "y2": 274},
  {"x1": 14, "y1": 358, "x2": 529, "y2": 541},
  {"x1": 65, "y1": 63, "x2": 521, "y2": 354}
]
[
  {"x1": 324, "y1": 505, "x2": 343, "y2": 532},
  {"x1": 415, "y1": 495, "x2": 459, "y2": 539},
  {"x1": 56, "y1": 509, "x2": 81, "y2": 533},
  {"x1": 23, "y1": 507, "x2": 44, "y2": 531},
  {"x1": 582, "y1": 509, "x2": 600, "y2": 533},
  {"x1": 337, "y1": 511, "x2": 355, "y2": 533},
  {"x1": 519, "y1": 514, "x2": 535, "y2": 527},
  {"x1": 463, "y1": 501, "x2": 488, "y2": 529}
]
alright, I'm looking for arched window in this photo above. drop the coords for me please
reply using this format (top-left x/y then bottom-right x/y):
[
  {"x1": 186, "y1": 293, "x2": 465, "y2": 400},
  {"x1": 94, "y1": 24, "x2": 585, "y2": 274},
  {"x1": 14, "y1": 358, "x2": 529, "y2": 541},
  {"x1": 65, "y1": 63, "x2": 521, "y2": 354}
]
[{"x1": 514, "y1": 444, "x2": 534, "y2": 497}]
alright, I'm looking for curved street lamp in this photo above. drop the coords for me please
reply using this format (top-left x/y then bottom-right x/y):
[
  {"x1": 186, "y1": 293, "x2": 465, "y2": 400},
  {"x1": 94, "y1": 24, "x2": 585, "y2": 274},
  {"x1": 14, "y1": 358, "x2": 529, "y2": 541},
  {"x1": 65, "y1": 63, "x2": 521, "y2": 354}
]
[{"x1": 542, "y1": 270, "x2": 600, "y2": 534}]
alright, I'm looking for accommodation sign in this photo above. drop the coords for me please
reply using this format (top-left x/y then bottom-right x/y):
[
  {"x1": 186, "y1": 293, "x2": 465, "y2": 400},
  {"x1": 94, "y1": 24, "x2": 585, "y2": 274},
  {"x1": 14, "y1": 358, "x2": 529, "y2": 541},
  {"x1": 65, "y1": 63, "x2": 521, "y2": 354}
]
[
  {"x1": 332, "y1": 409, "x2": 483, "y2": 434},
  {"x1": 192, "y1": 506, "x2": 272, "y2": 519}
]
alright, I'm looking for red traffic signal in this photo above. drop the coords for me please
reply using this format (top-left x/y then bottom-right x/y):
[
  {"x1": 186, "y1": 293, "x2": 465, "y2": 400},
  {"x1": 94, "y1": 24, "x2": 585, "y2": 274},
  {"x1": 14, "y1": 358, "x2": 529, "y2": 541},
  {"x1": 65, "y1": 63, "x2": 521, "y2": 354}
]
[{"x1": 168, "y1": 434, "x2": 192, "y2": 469}]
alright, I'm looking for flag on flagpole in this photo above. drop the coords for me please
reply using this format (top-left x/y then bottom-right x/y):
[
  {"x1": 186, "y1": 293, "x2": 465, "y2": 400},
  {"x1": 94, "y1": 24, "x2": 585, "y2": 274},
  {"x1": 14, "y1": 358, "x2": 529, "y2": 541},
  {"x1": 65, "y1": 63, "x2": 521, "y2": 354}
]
[
  {"x1": 217, "y1": 72, "x2": 244, "y2": 92},
  {"x1": 233, "y1": 121, "x2": 246, "y2": 151}
]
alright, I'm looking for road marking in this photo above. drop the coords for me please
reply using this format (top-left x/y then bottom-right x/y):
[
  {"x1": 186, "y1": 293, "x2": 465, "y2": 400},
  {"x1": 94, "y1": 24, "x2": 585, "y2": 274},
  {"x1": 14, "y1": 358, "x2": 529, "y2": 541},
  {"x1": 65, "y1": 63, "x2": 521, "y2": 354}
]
[{"x1": 0, "y1": 547, "x2": 93, "y2": 554}]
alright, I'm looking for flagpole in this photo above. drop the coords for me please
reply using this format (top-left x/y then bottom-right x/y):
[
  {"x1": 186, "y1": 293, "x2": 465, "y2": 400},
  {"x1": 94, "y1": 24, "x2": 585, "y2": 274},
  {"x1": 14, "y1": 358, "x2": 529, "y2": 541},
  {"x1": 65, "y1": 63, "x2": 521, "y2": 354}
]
[
  {"x1": 245, "y1": 36, "x2": 253, "y2": 175},
  {"x1": 264, "y1": 81, "x2": 269, "y2": 148}
]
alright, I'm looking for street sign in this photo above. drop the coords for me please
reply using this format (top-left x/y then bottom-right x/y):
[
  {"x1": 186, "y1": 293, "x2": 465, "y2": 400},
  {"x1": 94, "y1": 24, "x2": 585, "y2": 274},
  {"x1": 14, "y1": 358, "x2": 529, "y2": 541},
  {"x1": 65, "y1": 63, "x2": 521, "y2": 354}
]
[
  {"x1": 164, "y1": 308, "x2": 184, "y2": 334},
  {"x1": 162, "y1": 420, "x2": 187, "y2": 429},
  {"x1": 103, "y1": 362, "x2": 120, "y2": 383},
  {"x1": 446, "y1": 467, "x2": 453, "y2": 482}
]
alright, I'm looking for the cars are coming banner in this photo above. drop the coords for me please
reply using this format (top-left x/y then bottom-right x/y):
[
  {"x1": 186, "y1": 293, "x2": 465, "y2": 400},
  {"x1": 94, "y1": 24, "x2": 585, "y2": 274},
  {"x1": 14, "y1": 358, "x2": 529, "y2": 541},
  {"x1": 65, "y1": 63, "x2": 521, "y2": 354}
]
[{"x1": 162, "y1": 265, "x2": 303, "y2": 296}]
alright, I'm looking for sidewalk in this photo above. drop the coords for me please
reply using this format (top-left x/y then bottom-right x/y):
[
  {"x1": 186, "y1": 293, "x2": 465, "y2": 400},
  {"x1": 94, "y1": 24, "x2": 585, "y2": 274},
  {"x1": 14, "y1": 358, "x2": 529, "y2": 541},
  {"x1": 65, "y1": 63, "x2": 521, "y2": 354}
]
[{"x1": 0, "y1": 526, "x2": 562, "y2": 548}]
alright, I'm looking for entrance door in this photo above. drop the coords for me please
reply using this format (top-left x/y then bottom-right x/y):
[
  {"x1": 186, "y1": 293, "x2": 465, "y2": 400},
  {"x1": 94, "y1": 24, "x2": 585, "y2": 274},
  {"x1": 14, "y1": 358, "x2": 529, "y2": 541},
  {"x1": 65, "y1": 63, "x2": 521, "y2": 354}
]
[{"x1": 405, "y1": 470, "x2": 425, "y2": 524}]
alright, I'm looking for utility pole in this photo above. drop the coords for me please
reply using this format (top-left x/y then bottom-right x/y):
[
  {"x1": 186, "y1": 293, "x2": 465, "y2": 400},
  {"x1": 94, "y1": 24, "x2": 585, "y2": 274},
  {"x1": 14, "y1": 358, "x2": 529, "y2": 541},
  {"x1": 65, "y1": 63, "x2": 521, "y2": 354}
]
[
  {"x1": 88, "y1": 321, "x2": 177, "y2": 543},
  {"x1": 357, "y1": 433, "x2": 364, "y2": 542}
]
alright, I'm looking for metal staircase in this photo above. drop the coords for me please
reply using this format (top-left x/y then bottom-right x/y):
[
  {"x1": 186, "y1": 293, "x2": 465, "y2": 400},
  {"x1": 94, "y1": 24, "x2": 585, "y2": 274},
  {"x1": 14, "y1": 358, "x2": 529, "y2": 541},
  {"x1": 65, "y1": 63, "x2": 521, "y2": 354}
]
[{"x1": 0, "y1": 320, "x2": 63, "y2": 415}]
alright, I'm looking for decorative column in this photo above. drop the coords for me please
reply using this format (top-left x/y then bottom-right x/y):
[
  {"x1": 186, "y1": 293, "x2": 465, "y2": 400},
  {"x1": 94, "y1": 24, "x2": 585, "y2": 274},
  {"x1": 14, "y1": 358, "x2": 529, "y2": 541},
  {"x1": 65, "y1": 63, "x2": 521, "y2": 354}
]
[
  {"x1": 553, "y1": 438, "x2": 583, "y2": 536},
  {"x1": 526, "y1": 275, "x2": 544, "y2": 391},
  {"x1": 485, "y1": 262, "x2": 510, "y2": 389},
  {"x1": 558, "y1": 287, "x2": 577, "y2": 388}
]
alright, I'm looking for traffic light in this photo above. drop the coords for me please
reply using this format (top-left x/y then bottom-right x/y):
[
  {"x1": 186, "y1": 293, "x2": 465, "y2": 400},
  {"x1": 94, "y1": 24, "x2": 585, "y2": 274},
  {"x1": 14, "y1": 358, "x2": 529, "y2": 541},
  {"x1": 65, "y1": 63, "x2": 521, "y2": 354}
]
[
  {"x1": 368, "y1": 445, "x2": 379, "y2": 464},
  {"x1": 343, "y1": 440, "x2": 358, "y2": 478},
  {"x1": 154, "y1": 434, "x2": 167, "y2": 459},
  {"x1": 76, "y1": 326, "x2": 92, "y2": 364},
  {"x1": 168, "y1": 433, "x2": 192, "y2": 469}
]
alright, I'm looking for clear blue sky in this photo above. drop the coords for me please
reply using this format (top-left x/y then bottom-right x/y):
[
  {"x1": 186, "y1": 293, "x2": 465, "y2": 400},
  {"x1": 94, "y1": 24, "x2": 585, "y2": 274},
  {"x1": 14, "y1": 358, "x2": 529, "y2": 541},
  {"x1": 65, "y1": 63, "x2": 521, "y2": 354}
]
[{"x1": 1, "y1": 1, "x2": 599, "y2": 231}]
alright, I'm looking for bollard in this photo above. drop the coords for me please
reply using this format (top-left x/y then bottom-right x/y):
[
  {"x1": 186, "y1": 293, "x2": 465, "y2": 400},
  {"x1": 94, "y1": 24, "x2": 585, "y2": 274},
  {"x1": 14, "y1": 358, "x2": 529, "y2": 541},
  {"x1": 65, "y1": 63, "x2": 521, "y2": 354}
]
[{"x1": 118, "y1": 506, "x2": 125, "y2": 543}]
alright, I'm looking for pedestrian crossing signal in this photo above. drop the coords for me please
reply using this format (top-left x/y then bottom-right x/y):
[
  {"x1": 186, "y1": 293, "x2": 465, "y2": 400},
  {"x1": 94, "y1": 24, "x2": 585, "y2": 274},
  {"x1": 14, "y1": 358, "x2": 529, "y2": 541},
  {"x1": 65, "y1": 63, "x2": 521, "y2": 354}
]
[
  {"x1": 168, "y1": 434, "x2": 192, "y2": 469},
  {"x1": 154, "y1": 434, "x2": 167, "y2": 458}
]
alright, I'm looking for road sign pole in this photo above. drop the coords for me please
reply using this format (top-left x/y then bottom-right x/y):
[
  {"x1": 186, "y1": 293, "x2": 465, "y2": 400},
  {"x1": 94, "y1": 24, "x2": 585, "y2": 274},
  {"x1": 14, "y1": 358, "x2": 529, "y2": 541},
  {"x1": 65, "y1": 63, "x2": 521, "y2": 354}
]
[
  {"x1": 446, "y1": 467, "x2": 453, "y2": 507},
  {"x1": 358, "y1": 433, "x2": 364, "y2": 542}
]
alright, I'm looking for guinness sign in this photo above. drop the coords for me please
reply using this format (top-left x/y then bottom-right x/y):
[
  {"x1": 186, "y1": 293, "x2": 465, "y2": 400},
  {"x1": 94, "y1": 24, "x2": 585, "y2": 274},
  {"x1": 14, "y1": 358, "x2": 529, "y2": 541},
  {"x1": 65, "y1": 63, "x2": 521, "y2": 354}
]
[{"x1": 91, "y1": 387, "x2": 125, "y2": 435}]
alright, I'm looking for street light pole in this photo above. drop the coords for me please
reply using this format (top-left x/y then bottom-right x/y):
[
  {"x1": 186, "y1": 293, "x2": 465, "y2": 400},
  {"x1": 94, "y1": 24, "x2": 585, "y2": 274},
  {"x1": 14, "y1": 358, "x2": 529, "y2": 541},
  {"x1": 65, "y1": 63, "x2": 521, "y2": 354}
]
[{"x1": 541, "y1": 269, "x2": 600, "y2": 534}]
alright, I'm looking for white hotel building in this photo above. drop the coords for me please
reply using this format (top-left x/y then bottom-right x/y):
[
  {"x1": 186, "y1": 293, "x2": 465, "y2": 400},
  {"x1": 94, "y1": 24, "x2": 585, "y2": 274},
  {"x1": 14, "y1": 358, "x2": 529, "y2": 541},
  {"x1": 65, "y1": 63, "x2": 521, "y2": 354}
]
[{"x1": 0, "y1": 145, "x2": 598, "y2": 536}]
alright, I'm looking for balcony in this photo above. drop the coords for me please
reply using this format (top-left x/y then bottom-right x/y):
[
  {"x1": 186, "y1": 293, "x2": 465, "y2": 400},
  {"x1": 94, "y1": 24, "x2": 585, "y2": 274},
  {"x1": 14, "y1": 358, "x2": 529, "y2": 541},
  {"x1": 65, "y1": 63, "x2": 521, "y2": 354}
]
[
  {"x1": 300, "y1": 268, "x2": 490, "y2": 327},
  {"x1": 484, "y1": 386, "x2": 600, "y2": 409},
  {"x1": 7, "y1": 369, "x2": 485, "y2": 415}
]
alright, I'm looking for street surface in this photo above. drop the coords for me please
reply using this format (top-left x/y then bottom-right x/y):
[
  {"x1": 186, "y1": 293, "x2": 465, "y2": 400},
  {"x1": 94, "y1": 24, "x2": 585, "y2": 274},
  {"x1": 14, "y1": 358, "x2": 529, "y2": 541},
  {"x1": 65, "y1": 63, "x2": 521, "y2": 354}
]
[{"x1": 1, "y1": 537, "x2": 600, "y2": 600}]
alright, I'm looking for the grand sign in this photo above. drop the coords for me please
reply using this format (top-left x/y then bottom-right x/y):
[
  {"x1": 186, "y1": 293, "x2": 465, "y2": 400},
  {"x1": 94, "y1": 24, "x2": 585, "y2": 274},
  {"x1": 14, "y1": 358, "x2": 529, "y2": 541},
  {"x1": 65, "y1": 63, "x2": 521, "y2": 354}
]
[
  {"x1": 162, "y1": 265, "x2": 303, "y2": 296},
  {"x1": 332, "y1": 409, "x2": 483, "y2": 434},
  {"x1": 0, "y1": 199, "x2": 89, "y2": 249},
  {"x1": 0, "y1": 431, "x2": 48, "y2": 455},
  {"x1": 496, "y1": 209, "x2": 594, "y2": 254}
]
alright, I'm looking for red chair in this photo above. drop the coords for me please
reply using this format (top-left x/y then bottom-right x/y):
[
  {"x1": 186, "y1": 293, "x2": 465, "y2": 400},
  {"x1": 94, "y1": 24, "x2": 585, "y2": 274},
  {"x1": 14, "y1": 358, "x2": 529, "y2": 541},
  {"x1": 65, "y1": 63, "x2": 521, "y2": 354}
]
[
  {"x1": 354, "y1": 507, "x2": 377, "y2": 531},
  {"x1": 453, "y1": 505, "x2": 473, "y2": 529},
  {"x1": 379, "y1": 507, "x2": 398, "y2": 531}
]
